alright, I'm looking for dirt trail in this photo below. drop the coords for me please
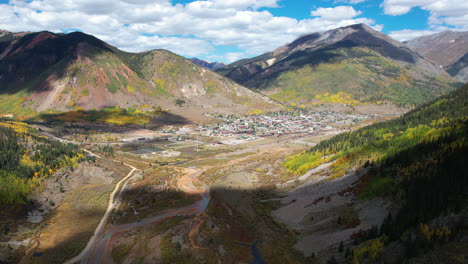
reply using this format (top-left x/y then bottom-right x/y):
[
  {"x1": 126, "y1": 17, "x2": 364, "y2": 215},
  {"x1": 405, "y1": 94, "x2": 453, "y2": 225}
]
[
  {"x1": 83, "y1": 166, "x2": 210, "y2": 264},
  {"x1": 64, "y1": 151, "x2": 137, "y2": 264}
]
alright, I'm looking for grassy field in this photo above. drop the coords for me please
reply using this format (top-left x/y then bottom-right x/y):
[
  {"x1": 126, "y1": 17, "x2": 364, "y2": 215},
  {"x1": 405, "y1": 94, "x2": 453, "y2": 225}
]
[
  {"x1": 22, "y1": 184, "x2": 113, "y2": 264},
  {"x1": 37, "y1": 106, "x2": 161, "y2": 126},
  {"x1": 113, "y1": 166, "x2": 197, "y2": 225},
  {"x1": 17, "y1": 158, "x2": 129, "y2": 264}
]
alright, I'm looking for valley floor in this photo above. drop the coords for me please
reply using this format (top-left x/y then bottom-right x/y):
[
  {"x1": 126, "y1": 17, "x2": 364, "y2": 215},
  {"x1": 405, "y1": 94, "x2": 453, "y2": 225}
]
[{"x1": 2, "y1": 110, "x2": 455, "y2": 264}]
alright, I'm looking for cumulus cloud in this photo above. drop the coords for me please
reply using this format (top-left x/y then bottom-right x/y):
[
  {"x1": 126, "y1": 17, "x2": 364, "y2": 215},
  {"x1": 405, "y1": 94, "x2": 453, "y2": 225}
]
[
  {"x1": 389, "y1": 29, "x2": 441, "y2": 41},
  {"x1": 224, "y1": 52, "x2": 251, "y2": 63},
  {"x1": 333, "y1": 0, "x2": 368, "y2": 5},
  {"x1": 211, "y1": 0, "x2": 280, "y2": 10},
  {"x1": 382, "y1": 0, "x2": 468, "y2": 30},
  {"x1": 311, "y1": 6, "x2": 362, "y2": 20},
  {"x1": 0, "y1": 0, "x2": 378, "y2": 61}
]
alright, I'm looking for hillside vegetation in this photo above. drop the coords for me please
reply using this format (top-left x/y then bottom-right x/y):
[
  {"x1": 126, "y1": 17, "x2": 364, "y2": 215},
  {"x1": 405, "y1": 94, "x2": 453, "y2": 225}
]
[
  {"x1": 265, "y1": 47, "x2": 455, "y2": 106},
  {"x1": 0, "y1": 120, "x2": 88, "y2": 207},
  {"x1": 0, "y1": 31, "x2": 278, "y2": 121},
  {"x1": 37, "y1": 106, "x2": 162, "y2": 126},
  {"x1": 285, "y1": 84, "x2": 468, "y2": 262},
  {"x1": 218, "y1": 24, "x2": 459, "y2": 107}
]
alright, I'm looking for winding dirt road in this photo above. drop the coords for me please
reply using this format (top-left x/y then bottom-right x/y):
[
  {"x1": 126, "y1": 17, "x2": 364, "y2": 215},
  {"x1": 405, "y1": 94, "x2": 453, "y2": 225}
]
[
  {"x1": 41, "y1": 132, "x2": 210, "y2": 264},
  {"x1": 83, "y1": 167, "x2": 209, "y2": 264},
  {"x1": 64, "y1": 151, "x2": 138, "y2": 264}
]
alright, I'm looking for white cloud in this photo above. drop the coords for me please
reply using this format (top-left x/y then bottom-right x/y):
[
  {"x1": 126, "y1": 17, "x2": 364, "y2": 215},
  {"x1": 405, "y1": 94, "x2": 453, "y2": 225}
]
[
  {"x1": 211, "y1": 0, "x2": 280, "y2": 10},
  {"x1": 389, "y1": 24, "x2": 467, "y2": 41},
  {"x1": 389, "y1": 29, "x2": 441, "y2": 41},
  {"x1": 382, "y1": 0, "x2": 468, "y2": 30},
  {"x1": 123, "y1": 35, "x2": 214, "y2": 56},
  {"x1": 224, "y1": 52, "x2": 250, "y2": 62},
  {"x1": 334, "y1": 0, "x2": 368, "y2": 4},
  {"x1": 311, "y1": 6, "x2": 362, "y2": 20},
  {"x1": 0, "y1": 0, "x2": 379, "y2": 62}
]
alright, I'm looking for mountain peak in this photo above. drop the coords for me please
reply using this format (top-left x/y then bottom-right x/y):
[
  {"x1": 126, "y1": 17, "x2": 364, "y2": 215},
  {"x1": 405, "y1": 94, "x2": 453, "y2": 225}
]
[
  {"x1": 406, "y1": 30, "x2": 468, "y2": 67},
  {"x1": 0, "y1": 30, "x2": 278, "y2": 119},
  {"x1": 342, "y1": 23, "x2": 371, "y2": 30},
  {"x1": 270, "y1": 23, "x2": 412, "y2": 63},
  {"x1": 190, "y1": 58, "x2": 226, "y2": 69},
  {"x1": 0, "y1": 29, "x2": 11, "y2": 37},
  {"x1": 217, "y1": 24, "x2": 455, "y2": 107}
]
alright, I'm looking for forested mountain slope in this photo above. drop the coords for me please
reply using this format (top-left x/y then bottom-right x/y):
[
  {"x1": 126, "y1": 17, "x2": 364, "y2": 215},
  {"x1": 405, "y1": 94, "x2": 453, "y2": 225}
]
[
  {"x1": 0, "y1": 120, "x2": 89, "y2": 215},
  {"x1": 285, "y1": 83, "x2": 468, "y2": 262},
  {"x1": 0, "y1": 31, "x2": 278, "y2": 121},
  {"x1": 218, "y1": 24, "x2": 458, "y2": 107}
]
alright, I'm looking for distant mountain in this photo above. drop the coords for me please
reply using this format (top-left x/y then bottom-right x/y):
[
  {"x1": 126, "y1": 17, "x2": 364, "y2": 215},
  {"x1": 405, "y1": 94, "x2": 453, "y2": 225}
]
[
  {"x1": 217, "y1": 24, "x2": 458, "y2": 107},
  {"x1": 405, "y1": 30, "x2": 468, "y2": 67},
  {"x1": 0, "y1": 29, "x2": 10, "y2": 37},
  {"x1": 0, "y1": 31, "x2": 278, "y2": 120},
  {"x1": 446, "y1": 53, "x2": 468, "y2": 82},
  {"x1": 0, "y1": 29, "x2": 29, "y2": 43},
  {"x1": 190, "y1": 58, "x2": 226, "y2": 70},
  {"x1": 405, "y1": 30, "x2": 468, "y2": 82}
]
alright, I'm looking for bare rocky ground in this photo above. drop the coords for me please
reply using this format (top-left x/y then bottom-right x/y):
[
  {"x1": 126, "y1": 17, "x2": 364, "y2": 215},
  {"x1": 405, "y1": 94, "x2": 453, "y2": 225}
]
[
  {"x1": 27, "y1": 162, "x2": 116, "y2": 224},
  {"x1": 272, "y1": 167, "x2": 389, "y2": 261},
  {"x1": 193, "y1": 132, "x2": 392, "y2": 263},
  {"x1": 2, "y1": 112, "x2": 398, "y2": 263},
  {"x1": 0, "y1": 157, "x2": 129, "y2": 264}
]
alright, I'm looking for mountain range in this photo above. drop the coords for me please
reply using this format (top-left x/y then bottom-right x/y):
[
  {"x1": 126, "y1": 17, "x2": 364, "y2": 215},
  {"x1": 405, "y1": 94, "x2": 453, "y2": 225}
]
[
  {"x1": 216, "y1": 24, "x2": 459, "y2": 107},
  {"x1": 405, "y1": 30, "x2": 468, "y2": 82},
  {"x1": 189, "y1": 58, "x2": 226, "y2": 70},
  {"x1": 1, "y1": 24, "x2": 466, "y2": 122},
  {"x1": 0, "y1": 31, "x2": 278, "y2": 121},
  {"x1": 1, "y1": 23, "x2": 467, "y2": 264}
]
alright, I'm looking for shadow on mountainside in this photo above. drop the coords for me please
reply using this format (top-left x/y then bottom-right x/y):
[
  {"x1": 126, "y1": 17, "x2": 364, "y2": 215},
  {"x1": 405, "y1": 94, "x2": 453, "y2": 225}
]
[
  {"x1": 4, "y1": 134, "x2": 468, "y2": 264},
  {"x1": 32, "y1": 110, "x2": 191, "y2": 131},
  {"x1": 243, "y1": 37, "x2": 416, "y2": 90},
  {"x1": 245, "y1": 46, "x2": 344, "y2": 89},
  {"x1": 0, "y1": 31, "x2": 113, "y2": 94},
  {"x1": 9, "y1": 184, "x2": 314, "y2": 264},
  {"x1": 7, "y1": 175, "x2": 468, "y2": 264}
]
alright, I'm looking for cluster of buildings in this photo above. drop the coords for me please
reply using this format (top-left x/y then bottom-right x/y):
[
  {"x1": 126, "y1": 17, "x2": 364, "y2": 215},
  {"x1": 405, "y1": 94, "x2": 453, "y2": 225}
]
[{"x1": 196, "y1": 111, "x2": 374, "y2": 138}]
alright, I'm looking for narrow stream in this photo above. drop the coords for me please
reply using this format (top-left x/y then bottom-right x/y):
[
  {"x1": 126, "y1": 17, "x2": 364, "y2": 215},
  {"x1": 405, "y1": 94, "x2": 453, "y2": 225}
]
[{"x1": 237, "y1": 240, "x2": 266, "y2": 264}]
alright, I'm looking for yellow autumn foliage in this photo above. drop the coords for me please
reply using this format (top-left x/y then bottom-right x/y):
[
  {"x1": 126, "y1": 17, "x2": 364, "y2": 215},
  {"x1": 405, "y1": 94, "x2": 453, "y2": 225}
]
[
  {"x1": 247, "y1": 109, "x2": 265, "y2": 115},
  {"x1": 314, "y1": 92, "x2": 359, "y2": 106},
  {"x1": 420, "y1": 223, "x2": 451, "y2": 241}
]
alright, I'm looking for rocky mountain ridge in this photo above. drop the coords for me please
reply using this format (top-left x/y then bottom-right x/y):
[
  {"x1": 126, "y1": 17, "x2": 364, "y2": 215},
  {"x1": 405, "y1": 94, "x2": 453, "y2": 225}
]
[
  {"x1": 405, "y1": 30, "x2": 468, "y2": 82},
  {"x1": 0, "y1": 30, "x2": 279, "y2": 121},
  {"x1": 217, "y1": 24, "x2": 458, "y2": 107},
  {"x1": 190, "y1": 58, "x2": 226, "y2": 70}
]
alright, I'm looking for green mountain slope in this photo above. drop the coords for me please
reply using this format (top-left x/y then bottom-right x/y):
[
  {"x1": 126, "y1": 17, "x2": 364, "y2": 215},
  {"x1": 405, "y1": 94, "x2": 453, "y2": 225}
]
[
  {"x1": 285, "y1": 83, "x2": 468, "y2": 262},
  {"x1": 0, "y1": 120, "x2": 89, "y2": 209},
  {"x1": 218, "y1": 24, "x2": 459, "y2": 107},
  {"x1": 0, "y1": 31, "x2": 278, "y2": 121}
]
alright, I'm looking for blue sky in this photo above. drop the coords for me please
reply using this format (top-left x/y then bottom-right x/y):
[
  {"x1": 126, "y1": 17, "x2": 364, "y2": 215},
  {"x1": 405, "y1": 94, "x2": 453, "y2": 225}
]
[{"x1": 0, "y1": 0, "x2": 466, "y2": 62}]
